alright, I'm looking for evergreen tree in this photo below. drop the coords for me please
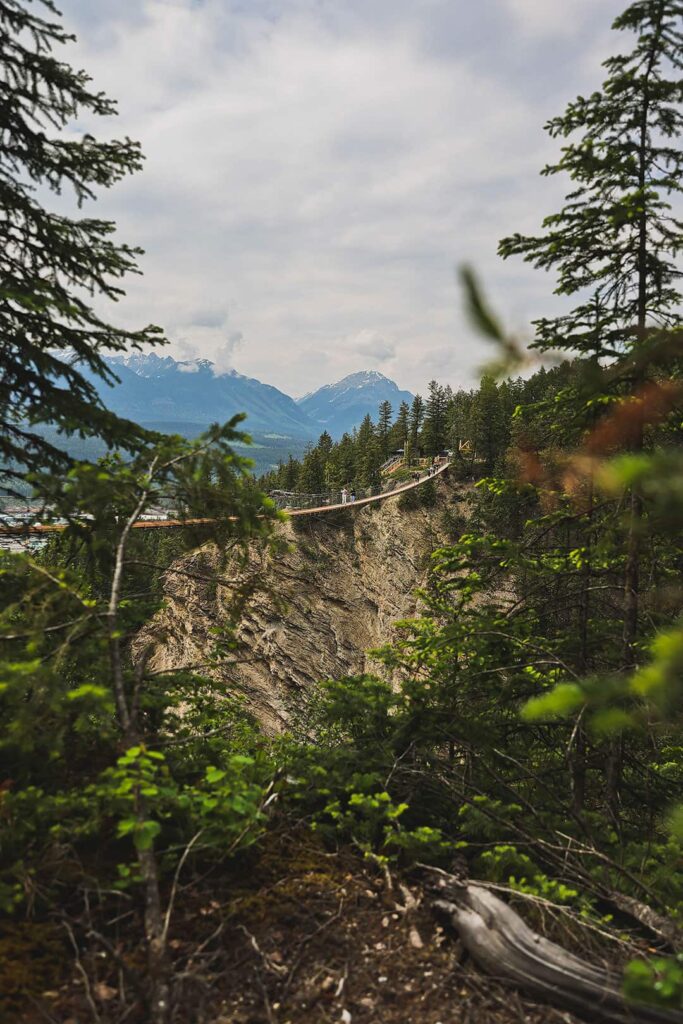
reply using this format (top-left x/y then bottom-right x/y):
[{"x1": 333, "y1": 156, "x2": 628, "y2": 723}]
[
  {"x1": 389, "y1": 400, "x2": 411, "y2": 453},
  {"x1": 499, "y1": 0, "x2": 682, "y2": 359},
  {"x1": 299, "y1": 444, "x2": 326, "y2": 494},
  {"x1": 327, "y1": 432, "x2": 356, "y2": 489},
  {"x1": 282, "y1": 454, "x2": 300, "y2": 490},
  {"x1": 318, "y1": 430, "x2": 334, "y2": 459},
  {"x1": 421, "y1": 380, "x2": 448, "y2": 456},
  {"x1": 445, "y1": 389, "x2": 474, "y2": 454},
  {"x1": 499, "y1": 0, "x2": 683, "y2": 673},
  {"x1": 355, "y1": 414, "x2": 381, "y2": 489},
  {"x1": 471, "y1": 375, "x2": 507, "y2": 470},
  {"x1": 408, "y1": 394, "x2": 425, "y2": 457},
  {"x1": 377, "y1": 400, "x2": 393, "y2": 461},
  {"x1": 0, "y1": 0, "x2": 163, "y2": 489}
]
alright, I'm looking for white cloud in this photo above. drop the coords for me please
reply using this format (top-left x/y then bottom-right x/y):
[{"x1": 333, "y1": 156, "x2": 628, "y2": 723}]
[
  {"x1": 57, "y1": 0, "x2": 626, "y2": 395},
  {"x1": 350, "y1": 330, "x2": 396, "y2": 363},
  {"x1": 214, "y1": 331, "x2": 245, "y2": 375}
]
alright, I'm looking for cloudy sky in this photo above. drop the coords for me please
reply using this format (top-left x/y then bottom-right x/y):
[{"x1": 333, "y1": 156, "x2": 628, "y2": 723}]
[{"x1": 57, "y1": 0, "x2": 625, "y2": 397}]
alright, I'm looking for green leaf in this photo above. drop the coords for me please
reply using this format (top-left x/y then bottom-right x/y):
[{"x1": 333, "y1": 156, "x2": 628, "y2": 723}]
[{"x1": 522, "y1": 683, "x2": 584, "y2": 721}]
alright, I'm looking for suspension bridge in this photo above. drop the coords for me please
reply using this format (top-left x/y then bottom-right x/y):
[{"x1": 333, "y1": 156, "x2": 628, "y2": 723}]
[{"x1": 0, "y1": 460, "x2": 450, "y2": 542}]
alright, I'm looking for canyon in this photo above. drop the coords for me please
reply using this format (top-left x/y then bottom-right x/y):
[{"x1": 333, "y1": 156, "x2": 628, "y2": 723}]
[{"x1": 141, "y1": 471, "x2": 467, "y2": 731}]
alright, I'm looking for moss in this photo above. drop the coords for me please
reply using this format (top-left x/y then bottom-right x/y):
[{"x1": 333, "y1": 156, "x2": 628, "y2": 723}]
[{"x1": 225, "y1": 829, "x2": 348, "y2": 923}]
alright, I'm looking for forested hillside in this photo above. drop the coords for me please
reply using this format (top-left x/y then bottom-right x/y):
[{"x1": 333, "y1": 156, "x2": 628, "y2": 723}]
[
  {"x1": 261, "y1": 363, "x2": 576, "y2": 494},
  {"x1": 2, "y1": 1, "x2": 683, "y2": 1023}
]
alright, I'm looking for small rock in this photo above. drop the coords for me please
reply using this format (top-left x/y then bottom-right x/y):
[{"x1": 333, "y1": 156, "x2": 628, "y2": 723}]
[{"x1": 94, "y1": 982, "x2": 117, "y2": 1002}]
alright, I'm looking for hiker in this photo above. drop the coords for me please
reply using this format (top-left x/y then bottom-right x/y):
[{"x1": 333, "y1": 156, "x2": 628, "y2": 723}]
[
  {"x1": 350, "y1": 490, "x2": 356, "y2": 503},
  {"x1": 341, "y1": 487, "x2": 348, "y2": 505}
]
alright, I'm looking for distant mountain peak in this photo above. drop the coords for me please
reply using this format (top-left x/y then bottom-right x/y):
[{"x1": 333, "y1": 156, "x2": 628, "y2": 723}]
[
  {"x1": 297, "y1": 370, "x2": 414, "y2": 439},
  {"x1": 111, "y1": 352, "x2": 231, "y2": 378},
  {"x1": 340, "y1": 369, "x2": 389, "y2": 382},
  {"x1": 299, "y1": 369, "x2": 398, "y2": 401},
  {"x1": 95, "y1": 352, "x2": 316, "y2": 439}
]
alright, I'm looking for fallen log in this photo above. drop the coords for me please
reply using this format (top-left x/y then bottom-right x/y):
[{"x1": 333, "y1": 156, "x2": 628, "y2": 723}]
[{"x1": 427, "y1": 869, "x2": 683, "y2": 1024}]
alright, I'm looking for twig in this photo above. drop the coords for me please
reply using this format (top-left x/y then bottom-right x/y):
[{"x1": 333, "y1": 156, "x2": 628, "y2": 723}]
[
  {"x1": 238, "y1": 923, "x2": 288, "y2": 976},
  {"x1": 87, "y1": 928, "x2": 145, "y2": 1000},
  {"x1": 476, "y1": 881, "x2": 642, "y2": 951},
  {"x1": 161, "y1": 830, "x2": 204, "y2": 946},
  {"x1": 281, "y1": 898, "x2": 345, "y2": 998},
  {"x1": 62, "y1": 919, "x2": 101, "y2": 1023}
]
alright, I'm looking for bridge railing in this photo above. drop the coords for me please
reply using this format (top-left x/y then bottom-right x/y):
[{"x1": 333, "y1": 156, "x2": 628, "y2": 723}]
[{"x1": 268, "y1": 462, "x2": 448, "y2": 511}]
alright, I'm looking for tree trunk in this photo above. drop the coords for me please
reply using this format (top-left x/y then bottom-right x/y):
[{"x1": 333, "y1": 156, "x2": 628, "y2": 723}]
[
  {"x1": 139, "y1": 842, "x2": 171, "y2": 1024},
  {"x1": 429, "y1": 871, "x2": 683, "y2": 1024}
]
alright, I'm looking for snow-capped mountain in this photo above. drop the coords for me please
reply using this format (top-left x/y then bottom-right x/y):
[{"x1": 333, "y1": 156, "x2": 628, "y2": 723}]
[
  {"x1": 297, "y1": 371, "x2": 414, "y2": 438},
  {"x1": 94, "y1": 353, "x2": 317, "y2": 438},
  {"x1": 82, "y1": 356, "x2": 413, "y2": 445}
]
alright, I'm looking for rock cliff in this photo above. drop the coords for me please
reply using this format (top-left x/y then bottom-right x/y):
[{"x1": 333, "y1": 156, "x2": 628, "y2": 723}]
[{"x1": 141, "y1": 472, "x2": 467, "y2": 732}]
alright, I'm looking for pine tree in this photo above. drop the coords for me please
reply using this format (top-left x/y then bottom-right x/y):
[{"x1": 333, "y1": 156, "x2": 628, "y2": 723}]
[
  {"x1": 299, "y1": 445, "x2": 326, "y2": 494},
  {"x1": 355, "y1": 414, "x2": 381, "y2": 489},
  {"x1": 471, "y1": 375, "x2": 507, "y2": 470},
  {"x1": 497, "y1": 0, "x2": 683, "y2": 816},
  {"x1": 327, "y1": 432, "x2": 356, "y2": 489},
  {"x1": 282, "y1": 454, "x2": 300, "y2": 490},
  {"x1": 499, "y1": 0, "x2": 682, "y2": 359},
  {"x1": 422, "y1": 380, "x2": 448, "y2": 456},
  {"x1": 389, "y1": 400, "x2": 410, "y2": 453},
  {"x1": 0, "y1": 0, "x2": 163, "y2": 489},
  {"x1": 408, "y1": 395, "x2": 425, "y2": 457},
  {"x1": 445, "y1": 389, "x2": 473, "y2": 454},
  {"x1": 377, "y1": 400, "x2": 393, "y2": 461},
  {"x1": 499, "y1": 0, "x2": 683, "y2": 678}
]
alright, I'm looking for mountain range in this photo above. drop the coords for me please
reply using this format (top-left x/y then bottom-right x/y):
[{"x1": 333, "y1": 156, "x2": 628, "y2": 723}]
[
  {"x1": 92, "y1": 354, "x2": 414, "y2": 444},
  {"x1": 101, "y1": 353, "x2": 312, "y2": 438}
]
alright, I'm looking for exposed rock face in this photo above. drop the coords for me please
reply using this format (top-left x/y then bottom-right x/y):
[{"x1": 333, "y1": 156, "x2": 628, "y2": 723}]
[{"x1": 142, "y1": 473, "x2": 466, "y2": 732}]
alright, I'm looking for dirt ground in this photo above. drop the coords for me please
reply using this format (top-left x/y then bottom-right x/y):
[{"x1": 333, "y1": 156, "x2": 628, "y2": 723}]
[{"x1": 6, "y1": 832, "x2": 588, "y2": 1023}]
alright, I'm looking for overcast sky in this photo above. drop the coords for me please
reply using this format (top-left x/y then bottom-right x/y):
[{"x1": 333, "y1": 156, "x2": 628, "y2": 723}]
[{"x1": 57, "y1": 0, "x2": 626, "y2": 397}]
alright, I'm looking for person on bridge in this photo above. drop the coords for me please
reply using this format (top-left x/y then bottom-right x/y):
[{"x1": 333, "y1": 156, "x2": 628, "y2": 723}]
[
  {"x1": 350, "y1": 490, "x2": 356, "y2": 503},
  {"x1": 341, "y1": 487, "x2": 348, "y2": 504}
]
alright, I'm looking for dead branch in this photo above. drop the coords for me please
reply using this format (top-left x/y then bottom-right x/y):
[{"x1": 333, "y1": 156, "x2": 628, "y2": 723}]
[{"x1": 426, "y1": 868, "x2": 683, "y2": 1024}]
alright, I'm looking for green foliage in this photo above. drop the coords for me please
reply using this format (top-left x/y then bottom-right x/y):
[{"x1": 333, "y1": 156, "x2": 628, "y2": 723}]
[
  {"x1": 624, "y1": 954, "x2": 683, "y2": 1011},
  {"x1": 499, "y1": 0, "x2": 683, "y2": 357},
  {"x1": 0, "y1": 0, "x2": 164, "y2": 491},
  {"x1": 0, "y1": 416, "x2": 280, "y2": 938}
]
